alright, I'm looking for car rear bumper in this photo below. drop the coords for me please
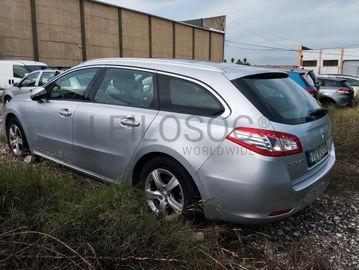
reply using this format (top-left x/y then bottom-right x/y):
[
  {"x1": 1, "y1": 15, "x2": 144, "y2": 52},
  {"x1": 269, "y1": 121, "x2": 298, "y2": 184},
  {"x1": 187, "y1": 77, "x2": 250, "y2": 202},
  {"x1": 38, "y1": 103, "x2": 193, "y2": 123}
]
[
  {"x1": 195, "y1": 141, "x2": 336, "y2": 224},
  {"x1": 334, "y1": 94, "x2": 353, "y2": 107}
]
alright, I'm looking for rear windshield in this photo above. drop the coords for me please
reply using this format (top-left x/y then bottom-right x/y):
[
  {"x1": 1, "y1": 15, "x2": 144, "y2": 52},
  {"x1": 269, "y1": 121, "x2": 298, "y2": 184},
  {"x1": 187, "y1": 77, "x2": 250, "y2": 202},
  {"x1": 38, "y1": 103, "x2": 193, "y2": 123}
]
[
  {"x1": 232, "y1": 74, "x2": 324, "y2": 125},
  {"x1": 321, "y1": 79, "x2": 352, "y2": 88}
]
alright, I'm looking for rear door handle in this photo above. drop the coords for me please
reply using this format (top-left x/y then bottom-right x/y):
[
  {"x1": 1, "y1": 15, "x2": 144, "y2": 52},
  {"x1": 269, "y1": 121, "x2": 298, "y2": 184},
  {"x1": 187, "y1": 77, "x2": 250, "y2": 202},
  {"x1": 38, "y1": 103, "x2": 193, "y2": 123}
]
[
  {"x1": 120, "y1": 117, "x2": 140, "y2": 127},
  {"x1": 58, "y1": 108, "x2": 72, "y2": 117}
]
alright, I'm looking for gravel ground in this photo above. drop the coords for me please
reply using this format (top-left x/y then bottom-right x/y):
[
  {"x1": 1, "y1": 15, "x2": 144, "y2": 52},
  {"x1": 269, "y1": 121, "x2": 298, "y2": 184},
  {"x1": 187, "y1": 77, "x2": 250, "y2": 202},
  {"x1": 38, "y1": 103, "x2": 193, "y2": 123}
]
[{"x1": 0, "y1": 103, "x2": 358, "y2": 269}]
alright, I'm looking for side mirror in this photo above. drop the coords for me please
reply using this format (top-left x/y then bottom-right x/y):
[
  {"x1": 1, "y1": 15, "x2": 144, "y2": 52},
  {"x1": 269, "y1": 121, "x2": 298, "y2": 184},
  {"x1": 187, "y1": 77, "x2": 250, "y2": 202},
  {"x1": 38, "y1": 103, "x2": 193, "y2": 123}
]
[
  {"x1": 13, "y1": 82, "x2": 19, "y2": 87},
  {"x1": 30, "y1": 87, "x2": 47, "y2": 101}
]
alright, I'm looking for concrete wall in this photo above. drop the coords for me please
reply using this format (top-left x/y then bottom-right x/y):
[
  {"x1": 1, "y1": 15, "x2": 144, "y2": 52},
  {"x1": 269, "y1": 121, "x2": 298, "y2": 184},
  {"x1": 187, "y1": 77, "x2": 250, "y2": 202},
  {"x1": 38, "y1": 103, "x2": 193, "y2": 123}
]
[
  {"x1": 210, "y1": 32, "x2": 224, "y2": 62},
  {"x1": 0, "y1": 0, "x2": 34, "y2": 60},
  {"x1": 174, "y1": 23, "x2": 193, "y2": 59},
  {"x1": 194, "y1": 29, "x2": 210, "y2": 60},
  {"x1": 36, "y1": 0, "x2": 82, "y2": 67},
  {"x1": 151, "y1": 18, "x2": 173, "y2": 58},
  {"x1": 0, "y1": 0, "x2": 225, "y2": 67},
  {"x1": 84, "y1": 1, "x2": 119, "y2": 59},
  {"x1": 122, "y1": 10, "x2": 150, "y2": 57}
]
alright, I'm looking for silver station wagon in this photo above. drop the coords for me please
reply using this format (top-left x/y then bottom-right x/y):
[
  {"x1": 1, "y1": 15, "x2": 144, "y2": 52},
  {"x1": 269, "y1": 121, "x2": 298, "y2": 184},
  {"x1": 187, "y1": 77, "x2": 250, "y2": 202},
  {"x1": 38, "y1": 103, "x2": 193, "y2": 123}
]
[{"x1": 3, "y1": 58, "x2": 336, "y2": 223}]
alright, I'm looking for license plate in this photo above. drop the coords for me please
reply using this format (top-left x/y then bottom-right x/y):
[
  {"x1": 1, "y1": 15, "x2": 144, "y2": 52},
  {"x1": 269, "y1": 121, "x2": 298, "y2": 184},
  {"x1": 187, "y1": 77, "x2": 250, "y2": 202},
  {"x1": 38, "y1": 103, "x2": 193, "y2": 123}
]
[{"x1": 306, "y1": 142, "x2": 328, "y2": 167}]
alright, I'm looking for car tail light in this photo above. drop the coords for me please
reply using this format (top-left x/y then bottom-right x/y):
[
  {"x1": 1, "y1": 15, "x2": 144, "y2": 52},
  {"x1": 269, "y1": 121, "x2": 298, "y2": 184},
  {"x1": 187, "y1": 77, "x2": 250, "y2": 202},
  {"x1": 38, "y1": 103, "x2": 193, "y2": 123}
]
[
  {"x1": 337, "y1": 88, "x2": 353, "y2": 94},
  {"x1": 305, "y1": 88, "x2": 317, "y2": 97},
  {"x1": 227, "y1": 128, "x2": 302, "y2": 157}
]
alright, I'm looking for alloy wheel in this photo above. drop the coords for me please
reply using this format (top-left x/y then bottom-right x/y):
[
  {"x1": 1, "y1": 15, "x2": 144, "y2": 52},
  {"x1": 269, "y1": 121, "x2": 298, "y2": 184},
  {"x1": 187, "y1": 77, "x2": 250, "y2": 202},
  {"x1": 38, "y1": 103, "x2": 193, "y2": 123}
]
[
  {"x1": 145, "y1": 168, "x2": 184, "y2": 217},
  {"x1": 8, "y1": 124, "x2": 24, "y2": 156}
]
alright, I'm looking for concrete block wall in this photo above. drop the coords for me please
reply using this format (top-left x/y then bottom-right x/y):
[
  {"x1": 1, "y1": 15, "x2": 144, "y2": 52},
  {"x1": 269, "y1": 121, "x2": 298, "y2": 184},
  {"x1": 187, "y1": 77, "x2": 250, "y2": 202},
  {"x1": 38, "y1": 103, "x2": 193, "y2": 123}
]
[
  {"x1": 0, "y1": 0, "x2": 225, "y2": 67},
  {"x1": 84, "y1": 1, "x2": 119, "y2": 59},
  {"x1": 122, "y1": 10, "x2": 150, "y2": 57},
  {"x1": 0, "y1": 0, "x2": 34, "y2": 60},
  {"x1": 36, "y1": 0, "x2": 82, "y2": 67},
  {"x1": 174, "y1": 23, "x2": 193, "y2": 59},
  {"x1": 194, "y1": 29, "x2": 210, "y2": 60},
  {"x1": 151, "y1": 18, "x2": 173, "y2": 58},
  {"x1": 210, "y1": 32, "x2": 224, "y2": 62}
]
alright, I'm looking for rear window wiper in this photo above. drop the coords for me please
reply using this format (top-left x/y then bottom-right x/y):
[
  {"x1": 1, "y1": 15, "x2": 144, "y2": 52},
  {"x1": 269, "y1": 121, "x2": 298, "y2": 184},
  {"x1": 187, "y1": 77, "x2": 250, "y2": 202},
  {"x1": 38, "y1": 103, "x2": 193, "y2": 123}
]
[
  {"x1": 306, "y1": 108, "x2": 328, "y2": 121},
  {"x1": 309, "y1": 108, "x2": 328, "y2": 117}
]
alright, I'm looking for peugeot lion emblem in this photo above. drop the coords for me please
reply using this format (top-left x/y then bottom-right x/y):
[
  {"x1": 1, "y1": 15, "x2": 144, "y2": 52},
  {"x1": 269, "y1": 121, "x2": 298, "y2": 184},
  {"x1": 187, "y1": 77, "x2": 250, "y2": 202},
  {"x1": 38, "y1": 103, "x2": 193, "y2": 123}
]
[{"x1": 320, "y1": 129, "x2": 325, "y2": 140}]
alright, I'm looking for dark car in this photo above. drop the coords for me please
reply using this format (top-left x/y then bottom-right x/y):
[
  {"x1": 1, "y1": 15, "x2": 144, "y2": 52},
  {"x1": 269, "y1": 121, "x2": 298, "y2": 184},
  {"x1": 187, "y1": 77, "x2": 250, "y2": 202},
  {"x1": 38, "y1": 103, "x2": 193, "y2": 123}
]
[{"x1": 317, "y1": 76, "x2": 354, "y2": 107}]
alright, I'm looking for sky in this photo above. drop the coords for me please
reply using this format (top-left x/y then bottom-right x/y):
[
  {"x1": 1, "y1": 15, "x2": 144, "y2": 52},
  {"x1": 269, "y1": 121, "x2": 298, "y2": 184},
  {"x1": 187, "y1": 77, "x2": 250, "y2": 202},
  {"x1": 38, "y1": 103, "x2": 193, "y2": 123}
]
[{"x1": 96, "y1": 0, "x2": 359, "y2": 65}]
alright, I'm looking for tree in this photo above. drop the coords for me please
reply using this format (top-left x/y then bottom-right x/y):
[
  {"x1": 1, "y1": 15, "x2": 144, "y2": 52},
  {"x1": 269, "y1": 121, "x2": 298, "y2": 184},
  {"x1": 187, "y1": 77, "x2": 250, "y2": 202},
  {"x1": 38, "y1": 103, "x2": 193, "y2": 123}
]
[{"x1": 235, "y1": 58, "x2": 250, "y2": 66}]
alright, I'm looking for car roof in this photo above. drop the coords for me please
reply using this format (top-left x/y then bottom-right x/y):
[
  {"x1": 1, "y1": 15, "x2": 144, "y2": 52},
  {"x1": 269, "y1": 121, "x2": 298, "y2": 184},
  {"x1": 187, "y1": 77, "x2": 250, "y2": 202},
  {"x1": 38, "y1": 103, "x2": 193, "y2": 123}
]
[
  {"x1": 322, "y1": 74, "x2": 359, "y2": 79},
  {"x1": 318, "y1": 76, "x2": 346, "y2": 82},
  {"x1": 0, "y1": 60, "x2": 47, "y2": 66},
  {"x1": 28, "y1": 69, "x2": 60, "y2": 74},
  {"x1": 77, "y1": 58, "x2": 287, "y2": 80}
]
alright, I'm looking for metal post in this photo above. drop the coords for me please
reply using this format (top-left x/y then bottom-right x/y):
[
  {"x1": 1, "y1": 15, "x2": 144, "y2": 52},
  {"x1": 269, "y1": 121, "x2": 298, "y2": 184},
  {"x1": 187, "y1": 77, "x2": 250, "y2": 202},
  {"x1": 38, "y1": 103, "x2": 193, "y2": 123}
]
[
  {"x1": 192, "y1": 28, "x2": 195, "y2": 59},
  {"x1": 208, "y1": 32, "x2": 212, "y2": 61},
  {"x1": 79, "y1": 0, "x2": 87, "y2": 61},
  {"x1": 30, "y1": 0, "x2": 39, "y2": 61},
  {"x1": 118, "y1": 8, "x2": 123, "y2": 57},
  {"x1": 172, "y1": 22, "x2": 176, "y2": 58},
  {"x1": 148, "y1": 16, "x2": 152, "y2": 58}
]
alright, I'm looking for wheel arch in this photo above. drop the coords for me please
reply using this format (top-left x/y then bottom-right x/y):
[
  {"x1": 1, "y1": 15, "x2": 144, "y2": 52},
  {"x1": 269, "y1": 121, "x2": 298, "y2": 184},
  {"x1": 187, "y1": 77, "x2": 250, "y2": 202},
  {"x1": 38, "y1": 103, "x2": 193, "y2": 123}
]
[
  {"x1": 5, "y1": 113, "x2": 17, "y2": 132},
  {"x1": 130, "y1": 151, "x2": 202, "y2": 199},
  {"x1": 3, "y1": 95, "x2": 11, "y2": 105}
]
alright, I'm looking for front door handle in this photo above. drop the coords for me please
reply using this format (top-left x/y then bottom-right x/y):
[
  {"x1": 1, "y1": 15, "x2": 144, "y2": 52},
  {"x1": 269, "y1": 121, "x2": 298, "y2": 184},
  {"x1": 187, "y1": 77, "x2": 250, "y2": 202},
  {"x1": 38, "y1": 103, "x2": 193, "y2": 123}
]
[
  {"x1": 120, "y1": 117, "x2": 140, "y2": 127},
  {"x1": 58, "y1": 109, "x2": 72, "y2": 117}
]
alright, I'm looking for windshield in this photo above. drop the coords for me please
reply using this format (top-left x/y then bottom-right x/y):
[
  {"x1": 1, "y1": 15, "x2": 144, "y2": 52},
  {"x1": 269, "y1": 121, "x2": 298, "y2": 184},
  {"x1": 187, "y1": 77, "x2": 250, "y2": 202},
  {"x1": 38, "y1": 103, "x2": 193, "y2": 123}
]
[
  {"x1": 232, "y1": 74, "x2": 325, "y2": 125},
  {"x1": 25, "y1": 65, "x2": 47, "y2": 72}
]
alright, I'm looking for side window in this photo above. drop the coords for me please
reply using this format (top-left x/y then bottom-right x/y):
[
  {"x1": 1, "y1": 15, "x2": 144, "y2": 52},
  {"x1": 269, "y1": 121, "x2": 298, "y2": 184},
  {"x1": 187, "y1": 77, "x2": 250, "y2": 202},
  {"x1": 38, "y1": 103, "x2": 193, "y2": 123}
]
[
  {"x1": 158, "y1": 75, "x2": 224, "y2": 116},
  {"x1": 93, "y1": 68, "x2": 156, "y2": 108},
  {"x1": 49, "y1": 68, "x2": 99, "y2": 100},
  {"x1": 19, "y1": 72, "x2": 39, "y2": 87},
  {"x1": 13, "y1": 65, "x2": 28, "y2": 78},
  {"x1": 39, "y1": 72, "x2": 56, "y2": 86},
  {"x1": 348, "y1": 78, "x2": 359, "y2": 86}
]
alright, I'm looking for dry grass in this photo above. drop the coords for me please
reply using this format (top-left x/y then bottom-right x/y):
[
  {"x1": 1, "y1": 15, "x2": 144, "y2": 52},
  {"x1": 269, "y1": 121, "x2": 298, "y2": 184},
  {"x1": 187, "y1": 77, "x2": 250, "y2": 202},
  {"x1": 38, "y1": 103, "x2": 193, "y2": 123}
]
[
  {"x1": 0, "y1": 100, "x2": 358, "y2": 269},
  {"x1": 327, "y1": 100, "x2": 359, "y2": 194}
]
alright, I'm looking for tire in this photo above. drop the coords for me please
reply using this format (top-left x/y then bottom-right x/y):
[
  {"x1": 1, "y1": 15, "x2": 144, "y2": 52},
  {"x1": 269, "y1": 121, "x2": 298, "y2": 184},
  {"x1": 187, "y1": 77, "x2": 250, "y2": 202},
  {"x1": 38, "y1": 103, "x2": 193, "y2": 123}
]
[
  {"x1": 6, "y1": 117, "x2": 29, "y2": 156},
  {"x1": 320, "y1": 98, "x2": 337, "y2": 108},
  {"x1": 138, "y1": 156, "x2": 202, "y2": 222}
]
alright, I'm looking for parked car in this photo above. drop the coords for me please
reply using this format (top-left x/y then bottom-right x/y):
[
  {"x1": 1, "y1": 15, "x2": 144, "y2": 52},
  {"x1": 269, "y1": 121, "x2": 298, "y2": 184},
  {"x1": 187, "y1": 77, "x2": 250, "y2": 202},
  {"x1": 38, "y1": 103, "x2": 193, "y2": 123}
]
[
  {"x1": 317, "y1": 76, "x2": 354, "y2": 107},
  {"x1": 0, "y1": 60, "x2": 48, "y2": 91},
  {"x1": 321, "y1": 74, "x2": 359, "y2": 97},
  {"x1": 3, "y1": 69, "x2": 62, "y2": 104},
  {"x1": 287, "y1": 71, "x2": 318, "y2": 98},
  {"x1": 3, "y1": 59, "x2": 335, "y2": 224}
]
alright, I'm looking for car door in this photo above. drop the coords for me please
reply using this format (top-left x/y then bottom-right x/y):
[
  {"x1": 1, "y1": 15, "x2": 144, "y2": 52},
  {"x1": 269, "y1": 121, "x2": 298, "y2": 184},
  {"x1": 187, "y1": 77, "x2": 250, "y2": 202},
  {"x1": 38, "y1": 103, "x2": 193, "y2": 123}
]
[
  {"x1": 22, "y1": 67, "x2": 101, "y2": 163},
  {"x1": 72, "y1": 67, "x2": 158, "y2": 181}
]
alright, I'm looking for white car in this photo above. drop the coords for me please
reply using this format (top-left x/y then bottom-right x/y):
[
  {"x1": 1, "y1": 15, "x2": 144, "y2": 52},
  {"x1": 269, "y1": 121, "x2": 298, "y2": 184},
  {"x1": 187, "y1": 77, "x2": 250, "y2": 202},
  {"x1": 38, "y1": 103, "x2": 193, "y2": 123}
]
[
  {"x1": 3, "y1": 69, "x2": 62, "y2": 104},
  {"x1": 0, "y1": 60, "x2": 47, "y2": 91}
]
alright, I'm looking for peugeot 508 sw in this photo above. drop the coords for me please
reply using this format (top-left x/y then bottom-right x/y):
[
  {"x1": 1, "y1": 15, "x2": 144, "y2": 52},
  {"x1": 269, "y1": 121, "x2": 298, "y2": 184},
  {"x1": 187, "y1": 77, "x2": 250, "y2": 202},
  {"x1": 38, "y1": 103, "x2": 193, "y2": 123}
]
[{"x1": 3, "y1": 58, "x2": 335, "y2": 223}]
